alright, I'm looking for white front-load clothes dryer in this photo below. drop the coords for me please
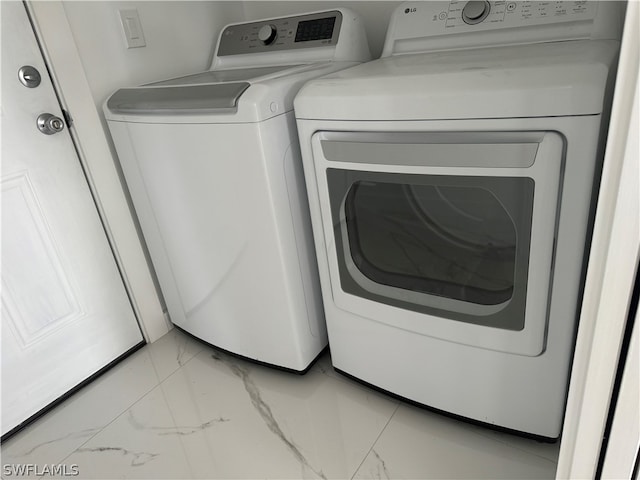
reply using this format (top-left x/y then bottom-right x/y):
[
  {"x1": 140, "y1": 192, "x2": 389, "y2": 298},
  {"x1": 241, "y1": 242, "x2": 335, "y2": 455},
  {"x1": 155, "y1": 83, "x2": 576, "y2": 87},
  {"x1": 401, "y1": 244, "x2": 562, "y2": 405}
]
[
  {"x1": 294, "y1": 1, "x2": 623, "y2": 437},
  {"x1": 104, "y1": 10, "x2": 371, "y2": 372}
]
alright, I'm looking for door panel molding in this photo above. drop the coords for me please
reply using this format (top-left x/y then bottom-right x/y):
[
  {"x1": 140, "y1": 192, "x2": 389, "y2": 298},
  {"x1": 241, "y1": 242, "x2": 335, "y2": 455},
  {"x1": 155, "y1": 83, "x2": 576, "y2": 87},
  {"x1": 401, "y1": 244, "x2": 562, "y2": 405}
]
[{"x1": 1, "y1": 172, "x2": 84, "y2": 347}]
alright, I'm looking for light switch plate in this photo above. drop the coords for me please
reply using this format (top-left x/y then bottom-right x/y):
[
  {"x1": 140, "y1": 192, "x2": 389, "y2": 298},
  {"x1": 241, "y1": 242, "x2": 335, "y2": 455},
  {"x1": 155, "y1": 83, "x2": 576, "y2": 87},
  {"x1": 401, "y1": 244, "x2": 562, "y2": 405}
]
[{"x1": 118, "y1": 9, "x2": 146, "y2": 49}]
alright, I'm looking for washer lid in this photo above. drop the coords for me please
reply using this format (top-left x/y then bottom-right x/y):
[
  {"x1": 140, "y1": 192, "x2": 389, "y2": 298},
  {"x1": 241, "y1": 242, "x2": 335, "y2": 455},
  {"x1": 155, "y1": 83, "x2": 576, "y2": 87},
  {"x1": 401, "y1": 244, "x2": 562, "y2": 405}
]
[
  {"x1": 294, "y1": 39, "x2": 620, "y2": 121},
  {"x1": 107, "y1": 82, "x2": 250, "y2": 115},
  {"x1": 106, "y1": 64, "x2": 307, "y2": 115}
]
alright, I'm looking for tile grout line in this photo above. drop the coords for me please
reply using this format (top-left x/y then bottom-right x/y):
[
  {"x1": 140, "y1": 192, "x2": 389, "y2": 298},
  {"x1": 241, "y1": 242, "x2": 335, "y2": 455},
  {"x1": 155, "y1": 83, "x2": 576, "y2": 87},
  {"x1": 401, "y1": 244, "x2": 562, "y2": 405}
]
[
  {"x1": 154, "y1": 357, "x2": 200, "y2": 480},
  {"x1": 350, "y1": 402, "x2": 402, "y2": 480},
  {"x1": 52, "y1": 348, "x2": 172, "y2": 468},
  {"x1": 155, "y1": 341, "x2": 206, "y2": 388},
  {"x1": 55, "y1": 381, "x2": 164, "y2": 467},
  {"x1": 15, "y1": 339, "x2": 208, "y2": 478},
  {"x1": 55, "y1": 338, "x2": 205, "y2": 476},
  {"x1": 7, "y1": 349, "x2": 163, "y2": 474}
]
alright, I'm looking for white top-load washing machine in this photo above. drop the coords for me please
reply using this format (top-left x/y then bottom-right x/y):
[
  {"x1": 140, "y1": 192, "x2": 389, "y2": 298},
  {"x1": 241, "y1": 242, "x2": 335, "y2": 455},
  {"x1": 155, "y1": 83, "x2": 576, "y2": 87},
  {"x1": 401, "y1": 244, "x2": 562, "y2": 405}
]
[
  {"x1": 294, "y1": 1, "x2": 623, "y2": 437},
  {"x1": 104, "y1": 10, "x2": 370, "y2": 372}
]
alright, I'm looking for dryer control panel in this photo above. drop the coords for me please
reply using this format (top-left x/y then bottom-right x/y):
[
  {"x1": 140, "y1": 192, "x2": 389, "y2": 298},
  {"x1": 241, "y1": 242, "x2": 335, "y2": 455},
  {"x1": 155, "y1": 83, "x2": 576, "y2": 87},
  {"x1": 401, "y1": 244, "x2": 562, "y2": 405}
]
[
  {"x1": 447, "y1": 1, "x2": 596, "y2": 29},
  {"x1": 383, "y1": 1, "x2": 622, "y2": 57}
]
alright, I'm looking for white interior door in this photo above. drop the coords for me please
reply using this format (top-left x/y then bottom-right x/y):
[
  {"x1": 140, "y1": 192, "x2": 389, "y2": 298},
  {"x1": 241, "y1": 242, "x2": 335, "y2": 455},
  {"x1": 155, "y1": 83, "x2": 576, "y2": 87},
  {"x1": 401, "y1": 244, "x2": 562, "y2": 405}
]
[{"x1": 1, "y1": 1, "x2": 144, "y2": 437}]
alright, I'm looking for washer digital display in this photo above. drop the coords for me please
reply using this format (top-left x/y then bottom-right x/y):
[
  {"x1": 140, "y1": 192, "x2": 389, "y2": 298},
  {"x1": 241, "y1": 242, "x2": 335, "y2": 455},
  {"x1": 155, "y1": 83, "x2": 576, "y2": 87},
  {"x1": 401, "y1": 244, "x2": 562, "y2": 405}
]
[{"x1": 295, "y1": 17, "x2": 336, "y2": 42}]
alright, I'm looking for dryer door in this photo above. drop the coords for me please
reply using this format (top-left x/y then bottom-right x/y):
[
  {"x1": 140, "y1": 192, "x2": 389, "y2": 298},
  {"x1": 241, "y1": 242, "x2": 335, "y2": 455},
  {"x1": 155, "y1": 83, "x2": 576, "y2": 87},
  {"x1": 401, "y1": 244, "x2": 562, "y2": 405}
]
[{"x1": 311, "y1": 131, "x2": 564, "y2": 356}]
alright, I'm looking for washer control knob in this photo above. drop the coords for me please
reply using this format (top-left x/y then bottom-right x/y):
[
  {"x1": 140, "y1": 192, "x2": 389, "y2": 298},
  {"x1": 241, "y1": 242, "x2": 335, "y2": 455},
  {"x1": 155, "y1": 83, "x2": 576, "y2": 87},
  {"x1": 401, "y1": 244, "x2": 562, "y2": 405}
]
[
  {"x1": 462, "y1": 1, "x2": 491, "y2": 25},
  {"x1": 258, "y1": 24, "x2": 277, "y2": 45}
]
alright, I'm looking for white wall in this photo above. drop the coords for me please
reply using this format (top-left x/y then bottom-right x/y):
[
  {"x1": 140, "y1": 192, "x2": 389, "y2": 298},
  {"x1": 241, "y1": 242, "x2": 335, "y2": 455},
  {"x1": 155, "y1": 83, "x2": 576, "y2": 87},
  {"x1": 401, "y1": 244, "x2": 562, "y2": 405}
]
[
  {"x1": 240, "y1": 1, "x2": 401, "y2": 58},
  {"x1": 62, "y1": 1, "x2": 244, "y2": 109}
]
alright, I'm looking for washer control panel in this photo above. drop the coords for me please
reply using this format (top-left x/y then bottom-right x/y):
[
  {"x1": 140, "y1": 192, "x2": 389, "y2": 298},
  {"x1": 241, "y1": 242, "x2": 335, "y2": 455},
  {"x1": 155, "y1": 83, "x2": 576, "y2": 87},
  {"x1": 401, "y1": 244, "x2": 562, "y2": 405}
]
[{"x1": 217, "y1": 11, "x2": 343, "y2": 56}]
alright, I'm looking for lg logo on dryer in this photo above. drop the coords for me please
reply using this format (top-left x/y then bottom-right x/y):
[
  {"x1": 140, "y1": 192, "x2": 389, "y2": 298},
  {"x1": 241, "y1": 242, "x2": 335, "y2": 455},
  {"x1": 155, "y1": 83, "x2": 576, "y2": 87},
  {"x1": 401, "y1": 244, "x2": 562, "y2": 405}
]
[{"x1": 404, "y1": 7, "x2": 417, "y2": 14}]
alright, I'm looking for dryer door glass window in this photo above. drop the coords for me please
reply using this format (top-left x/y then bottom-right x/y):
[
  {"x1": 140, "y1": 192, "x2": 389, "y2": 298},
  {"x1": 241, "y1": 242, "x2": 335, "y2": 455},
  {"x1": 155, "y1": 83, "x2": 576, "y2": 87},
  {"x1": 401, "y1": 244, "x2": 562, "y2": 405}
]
[{"x1": 327, "y1": 170, "x2": 534, "y2": 331}]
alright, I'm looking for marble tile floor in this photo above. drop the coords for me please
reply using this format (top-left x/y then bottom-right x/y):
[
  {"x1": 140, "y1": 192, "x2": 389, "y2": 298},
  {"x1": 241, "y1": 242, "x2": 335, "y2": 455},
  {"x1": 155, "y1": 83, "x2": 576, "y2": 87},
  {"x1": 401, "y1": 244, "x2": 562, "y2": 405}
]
[{"x1": 1, "y1": 328, "x2": 560, "y2": 479}]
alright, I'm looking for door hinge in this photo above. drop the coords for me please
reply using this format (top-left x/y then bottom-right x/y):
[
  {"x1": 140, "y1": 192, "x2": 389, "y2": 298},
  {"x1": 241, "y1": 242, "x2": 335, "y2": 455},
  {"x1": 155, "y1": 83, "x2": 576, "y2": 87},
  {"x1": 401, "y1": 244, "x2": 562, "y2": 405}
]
[{"x1": 62, "y1": 109, "x2": 73, "y2": 128}]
